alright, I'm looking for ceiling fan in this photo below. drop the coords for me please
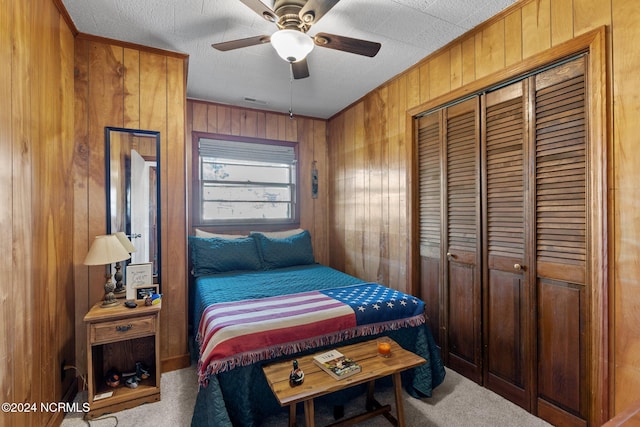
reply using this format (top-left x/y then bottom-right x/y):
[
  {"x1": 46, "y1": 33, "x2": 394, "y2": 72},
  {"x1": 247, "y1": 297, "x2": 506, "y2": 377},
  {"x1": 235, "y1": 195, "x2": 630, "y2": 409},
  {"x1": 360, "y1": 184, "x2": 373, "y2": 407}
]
[{"x1": 212, "y1": 0, "x2": 382, "y2": 79}]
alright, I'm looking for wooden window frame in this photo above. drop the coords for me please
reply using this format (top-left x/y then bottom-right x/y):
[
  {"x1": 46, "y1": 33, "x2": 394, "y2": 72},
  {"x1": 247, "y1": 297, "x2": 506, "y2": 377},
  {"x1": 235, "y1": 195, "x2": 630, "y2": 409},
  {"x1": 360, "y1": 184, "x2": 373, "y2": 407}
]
[{"x1": 191, "y1": 131, "x2": 301, "y2": 231}]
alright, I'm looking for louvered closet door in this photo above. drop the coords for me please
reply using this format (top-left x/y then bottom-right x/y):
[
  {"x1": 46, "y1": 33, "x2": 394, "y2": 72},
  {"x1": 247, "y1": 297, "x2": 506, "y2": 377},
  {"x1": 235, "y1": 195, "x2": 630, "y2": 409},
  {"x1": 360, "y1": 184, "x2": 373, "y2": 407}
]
[
  {"x1": 533, "y1": 57, "x2": 588, "y2": 425},
  {"x1": 444, "y1": 98, "x2": 482, "y2": 383},
  {"x1": 482, "y1": 81, "x2": 531, "y2": 409},
  {"x1": 417, "y1": 112, "x2": 443, "y2": 347}
]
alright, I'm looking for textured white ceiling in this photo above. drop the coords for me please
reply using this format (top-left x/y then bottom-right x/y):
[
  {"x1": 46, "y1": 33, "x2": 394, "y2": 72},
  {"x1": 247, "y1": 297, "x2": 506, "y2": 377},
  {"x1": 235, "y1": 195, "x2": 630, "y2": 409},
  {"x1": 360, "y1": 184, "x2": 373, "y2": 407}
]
[{"x1": 61, "y1": 0, "x2": 517, "y2": 119}]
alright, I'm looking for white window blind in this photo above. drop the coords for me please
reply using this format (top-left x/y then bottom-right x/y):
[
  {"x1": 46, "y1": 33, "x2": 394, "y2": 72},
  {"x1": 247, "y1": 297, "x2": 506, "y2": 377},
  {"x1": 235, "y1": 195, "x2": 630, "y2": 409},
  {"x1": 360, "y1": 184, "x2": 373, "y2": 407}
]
[{"x1": 199, "y1": 138, "x2": 296, "y2": 165}]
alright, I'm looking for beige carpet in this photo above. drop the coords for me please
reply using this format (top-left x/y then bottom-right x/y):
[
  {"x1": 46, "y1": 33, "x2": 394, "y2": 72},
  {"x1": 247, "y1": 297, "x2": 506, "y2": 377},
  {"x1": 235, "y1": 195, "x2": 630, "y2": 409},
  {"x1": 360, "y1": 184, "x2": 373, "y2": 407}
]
[{"x1": 62, "y1": 365, "x2": 552, "y2": 427}]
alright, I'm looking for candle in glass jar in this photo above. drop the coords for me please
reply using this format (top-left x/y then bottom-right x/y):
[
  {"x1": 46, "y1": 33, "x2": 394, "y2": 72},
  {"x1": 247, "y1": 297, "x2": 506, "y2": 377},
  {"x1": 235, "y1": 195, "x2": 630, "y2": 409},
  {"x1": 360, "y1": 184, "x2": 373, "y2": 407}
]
[{"x1": 377, "y1": 339, "x2": 391, "y2": 357}]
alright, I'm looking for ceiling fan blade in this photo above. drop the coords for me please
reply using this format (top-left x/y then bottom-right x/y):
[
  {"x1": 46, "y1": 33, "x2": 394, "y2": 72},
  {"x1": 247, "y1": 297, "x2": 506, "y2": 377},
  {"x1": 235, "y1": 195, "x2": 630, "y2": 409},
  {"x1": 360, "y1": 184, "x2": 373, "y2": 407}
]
[
  {"x1": 291, "y1": 59, "x2": 310, "y2": 80},
  {"x1": 212, "y1": 35, "x2": 271, "y2": 51},
  {"x1": 314, "y1": 32, "x2": 381, "y2": 57},
  {"x1": 237, "y1": 0, "x2": 277, "y2": 22},
  {"x1": 299, "y1": 0, "x2": 340, "y2": 25}
]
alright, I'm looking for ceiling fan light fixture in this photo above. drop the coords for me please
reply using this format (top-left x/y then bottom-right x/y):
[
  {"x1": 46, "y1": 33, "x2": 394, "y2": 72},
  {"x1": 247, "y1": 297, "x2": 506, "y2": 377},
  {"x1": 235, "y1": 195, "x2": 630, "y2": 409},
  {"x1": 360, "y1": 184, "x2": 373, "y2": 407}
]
[{"x1": 270, "y1": 29, "x2": 314, "y2": 63}]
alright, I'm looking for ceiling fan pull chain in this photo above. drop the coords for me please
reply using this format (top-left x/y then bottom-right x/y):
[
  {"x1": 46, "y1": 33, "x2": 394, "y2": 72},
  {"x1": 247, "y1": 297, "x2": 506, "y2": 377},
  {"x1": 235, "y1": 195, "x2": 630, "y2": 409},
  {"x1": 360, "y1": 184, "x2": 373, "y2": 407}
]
[{"x1": 289, "y1": 64, "x2": 294, "y2": 119}]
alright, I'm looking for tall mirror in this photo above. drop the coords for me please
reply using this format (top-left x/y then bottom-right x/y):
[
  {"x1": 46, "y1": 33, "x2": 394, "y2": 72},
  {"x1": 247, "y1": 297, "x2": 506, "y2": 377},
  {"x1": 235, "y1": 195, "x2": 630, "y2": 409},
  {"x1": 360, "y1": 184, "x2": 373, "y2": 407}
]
[{"x1": 106, "y1": 127, "x2": 161, "y2": 291}]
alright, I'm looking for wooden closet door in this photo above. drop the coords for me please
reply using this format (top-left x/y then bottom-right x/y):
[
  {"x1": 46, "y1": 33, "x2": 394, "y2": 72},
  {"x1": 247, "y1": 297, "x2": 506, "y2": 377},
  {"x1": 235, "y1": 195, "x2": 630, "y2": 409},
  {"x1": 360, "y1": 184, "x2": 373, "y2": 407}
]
[
  {"x1": 415, "y1": 54, "x2": 594, "y2": 425},
  {"x1": 443, "y1": 98, "x2": 482, "y2": 383},
  {"x1": 482, "y1": 81, "x2": 532, "y2": 409},
  {"x1": 417, "y1": 112, "x2": 443, "y2": 347},
  {"x1": 533, "y1": 57, "x2": 588, "y2": 426}
]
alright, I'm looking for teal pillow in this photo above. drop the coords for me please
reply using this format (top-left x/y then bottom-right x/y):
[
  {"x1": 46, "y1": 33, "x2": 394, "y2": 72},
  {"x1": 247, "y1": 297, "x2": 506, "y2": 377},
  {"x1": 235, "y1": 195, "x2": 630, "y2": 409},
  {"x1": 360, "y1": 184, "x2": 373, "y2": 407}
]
[
  {"x1": 251, "y1": 230, "x2": 315, "y2": 269},
  {"x1": 189, "y1": 236, "x2": 262, "y2": 276}
]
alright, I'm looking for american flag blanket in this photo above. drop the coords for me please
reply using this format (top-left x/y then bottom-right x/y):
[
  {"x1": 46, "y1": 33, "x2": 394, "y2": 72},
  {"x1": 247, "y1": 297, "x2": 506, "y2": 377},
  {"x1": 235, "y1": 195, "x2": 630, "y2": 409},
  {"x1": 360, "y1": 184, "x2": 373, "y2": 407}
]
[{"x1": 196, "y1": 283, "x2": 425, "y2": 384}]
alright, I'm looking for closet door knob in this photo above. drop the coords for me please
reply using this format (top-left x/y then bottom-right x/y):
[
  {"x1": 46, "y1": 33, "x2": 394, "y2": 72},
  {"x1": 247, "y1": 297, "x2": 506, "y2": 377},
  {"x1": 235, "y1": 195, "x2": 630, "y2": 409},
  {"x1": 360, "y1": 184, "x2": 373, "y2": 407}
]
[
  {"x1": 514, "y1": 263, "x2": 523, "y2": 271},
  {"x1": 446, "y1": 252, "x2": 455, "y2": 260}
]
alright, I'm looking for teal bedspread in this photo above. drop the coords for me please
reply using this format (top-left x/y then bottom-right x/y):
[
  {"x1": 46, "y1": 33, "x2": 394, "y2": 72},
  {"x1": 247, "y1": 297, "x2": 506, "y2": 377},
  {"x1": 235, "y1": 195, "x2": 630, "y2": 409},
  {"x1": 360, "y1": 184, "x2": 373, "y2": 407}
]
[{"x1": 190, "y1": 264, "x2": 445, "y2": 427}]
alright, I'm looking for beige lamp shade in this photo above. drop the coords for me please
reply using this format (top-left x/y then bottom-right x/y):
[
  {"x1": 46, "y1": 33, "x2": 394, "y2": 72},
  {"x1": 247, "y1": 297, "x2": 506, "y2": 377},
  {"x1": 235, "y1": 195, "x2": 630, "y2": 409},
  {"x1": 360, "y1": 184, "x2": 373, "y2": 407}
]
[
  {"x1": 84, "y1": 234, "x2": 131, "y2": 266},
  {"x1": 114, "y1": 231, "x2": 137, "y2": 253}
]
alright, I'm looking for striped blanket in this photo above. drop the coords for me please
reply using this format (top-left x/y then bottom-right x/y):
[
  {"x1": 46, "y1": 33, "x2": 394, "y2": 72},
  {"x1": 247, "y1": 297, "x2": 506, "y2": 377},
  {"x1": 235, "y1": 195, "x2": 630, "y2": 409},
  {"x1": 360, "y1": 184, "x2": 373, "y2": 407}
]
[{"x1": 196, "y1": 283, "x2": 425, "y2": 384}]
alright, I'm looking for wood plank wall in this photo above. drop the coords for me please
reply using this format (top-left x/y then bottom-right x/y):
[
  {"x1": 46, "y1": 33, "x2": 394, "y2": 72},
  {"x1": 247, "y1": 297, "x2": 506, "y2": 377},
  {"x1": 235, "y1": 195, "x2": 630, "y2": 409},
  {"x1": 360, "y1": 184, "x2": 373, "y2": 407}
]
[
  {"x1": 73, "y1": 36, "x2": 190, "y2": 374},
  {"x1": 328, "y1": 85, "x2": 409, "y2": 293},
  {"x1": 186, "y1": 100, "x2": 330, "y2": 265},
  {"x1": 327, "y1": 0, "x2": 640, "y2": 420},
  {"x1": 0, "y1": 1, "x2": 76, "y2": 426}
]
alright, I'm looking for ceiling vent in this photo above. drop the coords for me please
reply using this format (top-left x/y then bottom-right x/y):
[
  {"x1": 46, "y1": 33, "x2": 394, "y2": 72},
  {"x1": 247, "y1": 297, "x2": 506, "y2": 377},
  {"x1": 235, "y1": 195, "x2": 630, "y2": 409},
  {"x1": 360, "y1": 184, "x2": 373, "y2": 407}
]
[{"x1": 243, "y1": 97, "x2": 268, "y2": 105}]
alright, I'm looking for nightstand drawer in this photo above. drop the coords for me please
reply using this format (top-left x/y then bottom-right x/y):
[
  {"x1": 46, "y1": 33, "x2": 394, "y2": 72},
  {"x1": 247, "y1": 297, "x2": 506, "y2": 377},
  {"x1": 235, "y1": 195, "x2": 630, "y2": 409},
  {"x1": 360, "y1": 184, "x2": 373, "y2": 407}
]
[{"x1": 90, "y1": 315, "x2": 156, "y2": 345}]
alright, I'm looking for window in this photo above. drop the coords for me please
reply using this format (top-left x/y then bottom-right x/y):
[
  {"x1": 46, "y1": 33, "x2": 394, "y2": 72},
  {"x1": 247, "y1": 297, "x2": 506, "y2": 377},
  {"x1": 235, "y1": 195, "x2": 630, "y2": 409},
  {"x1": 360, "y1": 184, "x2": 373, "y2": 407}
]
[{"x1": 194, "y1": 134, "x2": 298, "y2": 225}]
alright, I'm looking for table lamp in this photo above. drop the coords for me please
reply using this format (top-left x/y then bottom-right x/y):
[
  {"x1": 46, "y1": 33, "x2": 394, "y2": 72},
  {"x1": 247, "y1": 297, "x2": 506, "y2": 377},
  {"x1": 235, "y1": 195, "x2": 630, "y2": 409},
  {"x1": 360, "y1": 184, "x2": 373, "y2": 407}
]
[
  {"x1": 84, "y1": 234, "x2": 131, "y2": 307},
  {"x1": 113, "y1": 231, "x2": 137, "y2": 295}
]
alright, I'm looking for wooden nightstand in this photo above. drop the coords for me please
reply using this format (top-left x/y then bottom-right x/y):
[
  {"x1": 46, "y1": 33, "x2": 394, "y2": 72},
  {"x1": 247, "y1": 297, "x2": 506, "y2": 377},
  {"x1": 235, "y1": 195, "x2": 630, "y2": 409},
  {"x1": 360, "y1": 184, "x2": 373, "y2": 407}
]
[{"x1": 83, "y1": 300, "x2": 161, "y2": 419}]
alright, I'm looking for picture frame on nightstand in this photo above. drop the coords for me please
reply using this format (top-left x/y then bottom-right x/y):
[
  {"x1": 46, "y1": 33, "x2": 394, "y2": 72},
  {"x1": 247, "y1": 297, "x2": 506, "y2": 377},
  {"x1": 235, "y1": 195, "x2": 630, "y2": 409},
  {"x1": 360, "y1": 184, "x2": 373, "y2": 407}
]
[
  {"x1": 134, "y1": 284, "x2": 159, "y2": 301},
  {"x1": 126, "y1": 262, "x2": 153, "y2": 300}
]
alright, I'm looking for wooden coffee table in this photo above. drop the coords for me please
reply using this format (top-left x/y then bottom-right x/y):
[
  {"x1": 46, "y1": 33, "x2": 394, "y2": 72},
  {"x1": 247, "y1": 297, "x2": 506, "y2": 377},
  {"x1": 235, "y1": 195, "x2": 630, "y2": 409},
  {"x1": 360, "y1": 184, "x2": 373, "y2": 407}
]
[{"x1": 262, "y1": 337, "x2": 426, "y2": 427}]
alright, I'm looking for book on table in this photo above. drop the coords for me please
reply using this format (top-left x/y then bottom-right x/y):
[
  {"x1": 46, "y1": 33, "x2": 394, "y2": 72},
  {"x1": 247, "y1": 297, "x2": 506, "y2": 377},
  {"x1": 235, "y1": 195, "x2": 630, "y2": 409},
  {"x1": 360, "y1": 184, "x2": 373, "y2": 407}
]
[{"x1": 313, "y1": 349, "x2": 361, "y2": 380}]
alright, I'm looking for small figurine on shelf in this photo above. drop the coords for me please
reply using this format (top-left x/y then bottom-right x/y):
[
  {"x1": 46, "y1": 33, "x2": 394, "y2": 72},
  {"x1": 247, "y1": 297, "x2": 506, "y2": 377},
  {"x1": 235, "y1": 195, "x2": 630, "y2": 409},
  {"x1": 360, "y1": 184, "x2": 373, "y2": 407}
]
[
  {"x1": 122, "y1": 361, "x2": 151, "y2": 389},
  {"x1": 105, "y1": 368, "x2": 121, "y2": 388},
  {"x1": 136, "y1": 361, "x2": 150, "y2": 380},
  {"x1": 289, "y1": 359, "x2": 304, "y2": 387},
  {"x1": 144, "y1": 293, "x2": 161, "y2": 306}
]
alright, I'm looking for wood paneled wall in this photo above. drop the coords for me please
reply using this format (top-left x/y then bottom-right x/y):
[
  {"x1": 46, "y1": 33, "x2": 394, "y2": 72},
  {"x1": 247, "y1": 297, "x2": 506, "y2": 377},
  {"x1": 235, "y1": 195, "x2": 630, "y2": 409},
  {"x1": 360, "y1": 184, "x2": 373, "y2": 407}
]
[
  {"x1": 73, "y1": 36, "x2": 190, "y2": 374},
  {"x1": 328, "y1": 84, "x2": 410, "y2": 293},
  {"x1": 327, "y1": 0, "x2": 640, "y2": 421},
  {"x1": 186, "y1": 100, "x2": 330, "y2": 264},
  {"x1": 0, "y1": 1, "x2": 76, "y2": 426}
]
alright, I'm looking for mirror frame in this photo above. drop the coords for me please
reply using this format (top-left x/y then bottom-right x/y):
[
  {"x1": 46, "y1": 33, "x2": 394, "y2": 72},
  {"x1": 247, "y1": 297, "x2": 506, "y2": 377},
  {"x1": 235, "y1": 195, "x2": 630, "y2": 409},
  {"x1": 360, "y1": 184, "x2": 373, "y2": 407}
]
[{"x1": 105, "y1": 126, "x2": 161, "y2": 289}]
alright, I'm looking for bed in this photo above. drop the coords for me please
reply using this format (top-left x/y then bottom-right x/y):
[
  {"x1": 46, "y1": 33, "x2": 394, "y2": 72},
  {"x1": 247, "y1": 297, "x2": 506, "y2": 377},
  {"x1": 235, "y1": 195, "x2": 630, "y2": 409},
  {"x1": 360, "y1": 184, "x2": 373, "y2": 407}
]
[{"x1": 188, "y1": 230, "x2": 445, "y2": 427}]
